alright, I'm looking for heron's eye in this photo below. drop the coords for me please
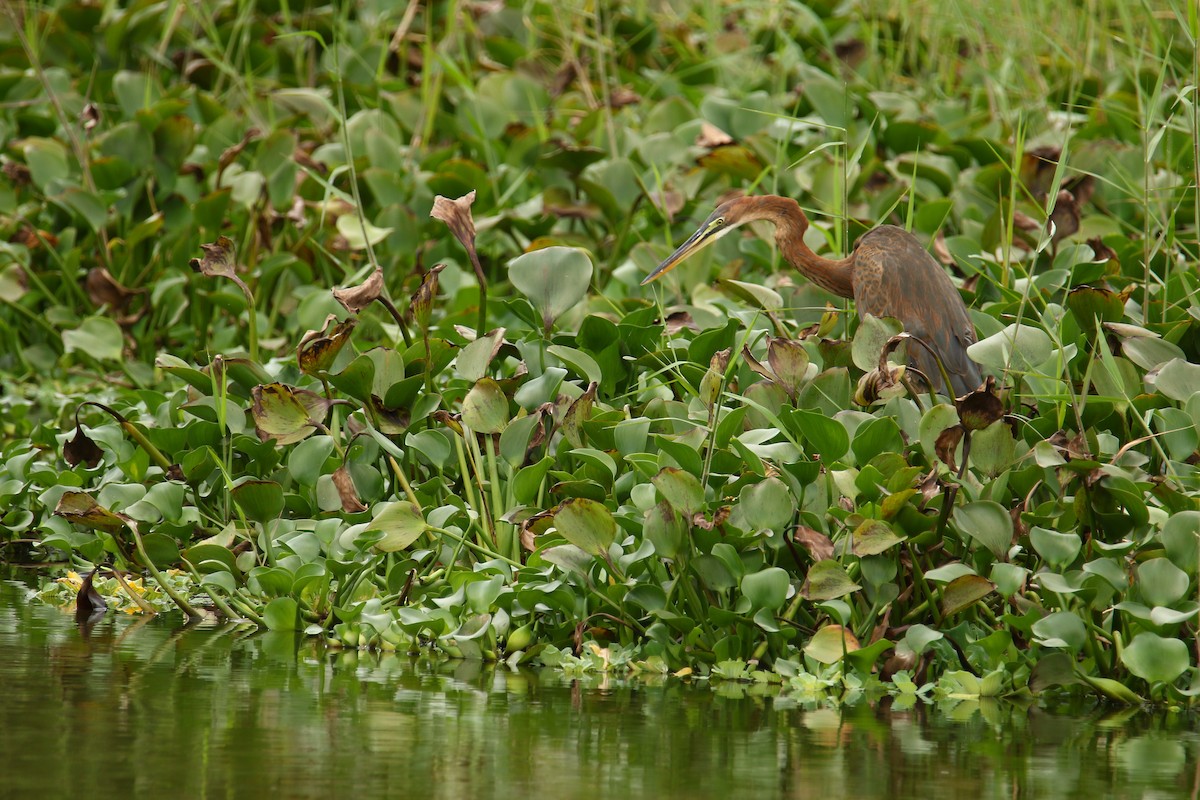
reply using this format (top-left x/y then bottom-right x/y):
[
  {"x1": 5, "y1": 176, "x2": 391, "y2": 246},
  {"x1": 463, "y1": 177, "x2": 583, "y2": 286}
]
[{"x1": 707, "y1": 217, "x2": 724, "y2": 232}]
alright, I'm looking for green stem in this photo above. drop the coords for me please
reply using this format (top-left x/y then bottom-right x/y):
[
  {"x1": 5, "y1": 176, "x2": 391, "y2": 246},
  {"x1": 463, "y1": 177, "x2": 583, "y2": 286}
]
[{"x1": 127, "y1": 520, "x2": 203, "y2": 619}]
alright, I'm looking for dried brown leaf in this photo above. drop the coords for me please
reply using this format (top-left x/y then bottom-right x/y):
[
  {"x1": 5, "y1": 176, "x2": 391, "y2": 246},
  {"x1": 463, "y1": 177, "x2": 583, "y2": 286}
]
[
  {"x1": 954, "y1": 375, "x2": 1004, "y2": 431},
  {"x1": 85, "y1": 267, "x2": 142, "y2": 311},
  {"x1": 332, "y1": 266, "x2": 384, "y2": 314},
  {"x1": 218, "y1": 127, "x2": 260, "y2": 181},
  {"x1": 793, "y1": 525, "x2": 834, "y2": 562},
  {"x1": 696, "y1": 122, "x2": 734, "y2": 148},
  {"x1": 935, "y1": 424, "x2": 965, "y2": 473},
  {"x1": 430, "y1": 191, "x2": 478, "y2": 252},
  {"x1": 297, "y1": 314, "x2": 356, "y2": 375},
  {"x1": 408, "y1": 263, "x2": 446, "y2": 329},
  {"x1": 80, "y1": 103, "x2": 101, "y2": 133},
  {"x1": 64, "y1": 423, "x2": 104, "y2": 468},
  {"x1": 332, "y1": 465, "x2": 367, "y2": 513}
]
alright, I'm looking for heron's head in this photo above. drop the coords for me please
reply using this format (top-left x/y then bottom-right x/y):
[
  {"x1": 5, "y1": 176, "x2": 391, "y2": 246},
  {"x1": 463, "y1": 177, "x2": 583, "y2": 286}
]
[{"x1": 640, "y1": 196, "x2": 807, "y2": 285}]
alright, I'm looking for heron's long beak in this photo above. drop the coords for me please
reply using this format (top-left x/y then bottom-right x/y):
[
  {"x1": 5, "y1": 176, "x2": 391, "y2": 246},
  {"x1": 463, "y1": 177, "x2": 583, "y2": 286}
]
[{"x1": 640, "y1": 223, "x2": 720, "y2": 286}]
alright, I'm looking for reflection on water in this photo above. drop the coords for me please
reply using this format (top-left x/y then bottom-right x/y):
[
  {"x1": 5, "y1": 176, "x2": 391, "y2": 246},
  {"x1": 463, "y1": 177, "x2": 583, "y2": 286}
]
[{"x1": 1, "y1": 576, "x2": 1197, "y2": 800}]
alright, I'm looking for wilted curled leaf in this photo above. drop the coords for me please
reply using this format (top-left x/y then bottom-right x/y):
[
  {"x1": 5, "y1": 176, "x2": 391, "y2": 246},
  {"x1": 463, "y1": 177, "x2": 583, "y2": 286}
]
[
  {"x1": 63, "y1": 421, "x2": 104, "y2": 468},
  {"x1": 955, "y1": 376, "x2": 1004, "y2": 431},
  {"x1": 85, "y1": 267, "x2": 143, "y2": 312},
  {"x1": 562, "y1": 381, "x2": 597, "y2": 448},
  {"x1": 76, "y1": 568, "x2": 107, "y2": 622},
  {"x1": 854, "y1": 364, "x2": 907, "y2": 405},
  {"x1": 431, "y1": 191, "x2": 477, "y2": 248},
  {"x1": 80, "y1": 102, "x2": 101, "y2": 133},
  {"x1": 250, "y1": 383, "x2": 330, "y2": 446},
  {"x1": 332, "y1": 266, "x2": 384, "y2": 314},
  {"x1": 935, "y1": 424, "x2": 965, "y2": 473},
  {"x1": 408, "y1": 263, "x2": 446, "y2": 330},
  {"x1": 54, "y1": 491, "x2": 128, "y2": 533},
  {"x1": 332, "y1": 465, "x2": 367, "y2": 513},
  {"x1": 767, "y1": 337, "x2": 809, "y2": 398},
  {"x1": 297, "y1": 314, "x2": 356, "y2": 375},
  {"x1": 190, "y1": 236, "x2": 250, "y2": 296}
]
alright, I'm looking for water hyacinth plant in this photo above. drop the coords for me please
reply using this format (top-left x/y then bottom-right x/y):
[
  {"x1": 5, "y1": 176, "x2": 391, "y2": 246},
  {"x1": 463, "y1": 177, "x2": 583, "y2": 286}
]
[{"x1": 2, "y1": 0, "x2": 1199, "y2": 704}]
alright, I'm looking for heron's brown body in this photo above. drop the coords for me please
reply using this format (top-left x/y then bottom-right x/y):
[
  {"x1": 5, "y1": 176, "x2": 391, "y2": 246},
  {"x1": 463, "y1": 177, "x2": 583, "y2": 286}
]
[{"x1": 642, "y1": 195, "x2": 981, "y2": 396}]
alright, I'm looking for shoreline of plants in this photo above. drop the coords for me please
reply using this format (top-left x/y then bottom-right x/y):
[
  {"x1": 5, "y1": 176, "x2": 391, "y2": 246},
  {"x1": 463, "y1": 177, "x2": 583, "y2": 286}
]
[{"x1": 3, "y1": 1, "x2": 1199, "y2": 707}]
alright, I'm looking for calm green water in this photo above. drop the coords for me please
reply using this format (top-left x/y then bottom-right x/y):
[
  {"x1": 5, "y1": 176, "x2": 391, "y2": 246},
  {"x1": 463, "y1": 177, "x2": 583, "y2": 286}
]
[{"x1": 1, "y1": 577, "x2": 1196, "y2": 800}]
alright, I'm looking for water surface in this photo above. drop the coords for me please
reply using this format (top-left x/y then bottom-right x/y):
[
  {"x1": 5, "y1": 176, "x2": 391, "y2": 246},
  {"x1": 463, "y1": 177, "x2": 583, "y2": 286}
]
[{"x1": 1, "y1": 577, "x2": 1195, "y2": 799}]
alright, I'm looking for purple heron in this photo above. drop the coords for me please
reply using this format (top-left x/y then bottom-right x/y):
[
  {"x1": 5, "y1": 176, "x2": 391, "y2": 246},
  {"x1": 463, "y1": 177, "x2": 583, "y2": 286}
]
[{"x1": 641, "y1": 195, "x2": 981, "y2": 396}]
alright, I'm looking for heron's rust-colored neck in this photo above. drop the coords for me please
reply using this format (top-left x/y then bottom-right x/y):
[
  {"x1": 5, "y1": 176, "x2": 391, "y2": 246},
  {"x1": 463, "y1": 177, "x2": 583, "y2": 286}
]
[{"x1": 738, "y1": 196, "x2": 856, "y2": 299}]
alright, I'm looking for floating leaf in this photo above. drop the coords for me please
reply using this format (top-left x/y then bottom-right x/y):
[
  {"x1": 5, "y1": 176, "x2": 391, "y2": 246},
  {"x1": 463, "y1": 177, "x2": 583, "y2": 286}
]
[
  {"x1": 801, "y1": 560, "x2": 861, "y2": 601},
  {"x1": 940, "y1": 574, "x2": 994, "y2": 616},
  {"x1": 804, "y1": 625, "x2": 860, "y2": 664},
  {"x1": 461, "y1": 377, "x2": 509, "y2": 434},
  {"x1": 966, "y1": 323, "x2": 1053, "y2": 372},
  {"x1": 851, "y1": 519, "x2": 904, "y2": 556},
  {"x1": 741, "y1": 477, "x2": 794, "y2": 532},
  {"x1": 1137, "y1": 558, "x2": 1190, "y2": 607},
  {"x1": 953, "y1": 500, "x2": 1012, "y2": 558},
  {"x1": 1029, "y1": 527, "x2": 1081, "y2": 569},
  {"x1": 508, "y1": 246, "x2": 593, "y2": 330},
  {"x1": 1120, "y1": 633, "x2": 1190, "y2": 684},
  {"x1": 54, "y1": 491, "x2": 128, "y2": 533},
  {"x1": 457, "y1": 328, "x2": 507, "y2": 382},
  {"x1": 767, "y1": 337, "x2": 810, "y2": 397},
  {"x1": 651, "y1": 468, "x2": 704, "y2": 517},
  {"x1": 250, "y1": 383, "x2": 330, "y2": 446},
  {"x1": 231, "y1": 479, "x2": 284, "y2": 524},
  {"x1": 370, "y1": 502, "x2": 429, "y2": 552},
  {"x1": 562, "y1": 381, "x2": 597, "y2": 448},
  {"x1": 741, "y1": 567, "x2": 790, "y2": 610},
  {"x1": 552, "y1": 498, "x2": 616, "y2": 558}
]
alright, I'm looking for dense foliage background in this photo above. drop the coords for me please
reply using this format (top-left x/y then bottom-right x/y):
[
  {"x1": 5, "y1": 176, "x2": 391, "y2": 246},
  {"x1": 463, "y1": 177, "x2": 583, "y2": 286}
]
[{"x1": 2, "y1": 0, "x2": 1199, "y2": 702}]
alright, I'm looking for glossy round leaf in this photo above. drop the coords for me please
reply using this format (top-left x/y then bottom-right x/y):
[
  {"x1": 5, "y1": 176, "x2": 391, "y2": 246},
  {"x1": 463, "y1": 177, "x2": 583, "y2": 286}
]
[
  {"x1": 1121, "y1": 632, "x2": 1190, "y2": 684},
  {"x1": 1029, "y1": 526, "x2": 1082, "y2": 569},
  {"x1": 370, "y1": 502, "x2": 429, "y2": 552},
  {"x1": 507, "y1": 246, "x2": 593, "y2": 330},
  {"x1": 801, "y1": 560, "x2": 862, "y2": 601},
  {"x1": 740, "y1": 477, "x2": 794, "y2": 532},
  {"x1": 1137, "y1": 558, "x2": 1190, "y2": 608},
  {"x1": 262, "y1": 597, "x2": 301, "y2": 631},
  {"x1": 804, "y1": 625, "x2": 860, "y2": 664},
  {"x1": 1031, "y1": 611, "x2": 1087, "y2": 651},
  {"x1": 741, "y1": 567, "x2": 790, "y2": 611},
  {"x1": 651, "y1": 468, "x2": 704, "y2": 517},
  {"x1": 953, "y1": 500, "x2": 1012, "y2": 558},
  {"x1": 461, "y1": 377, "x2": 509, "y2": 434},
  {"x1": 552, "y1": 498, "x2": 616, "y2": 557}
]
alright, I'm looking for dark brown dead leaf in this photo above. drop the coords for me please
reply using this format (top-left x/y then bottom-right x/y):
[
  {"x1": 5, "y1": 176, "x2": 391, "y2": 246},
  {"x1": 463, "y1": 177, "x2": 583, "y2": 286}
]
[
  {"x1": 80, "y1": 102, "x2": 101, "y2": 133},
  {"x1": 1047, "y1": 189, "x2": 1080, "y2": 244},
  {"x1": 935, "y1": 424, "x2": 965, "y2": 473},
  {"x1": 955, "y1": 375, "x2": 1004, "y2": 431},
  {"x1": 834, "y1": 38, "x2": 867, "y2": 65},
  {"x1": 64, "y1": 422, "x2": 104, "y2": 468},
  {"x1": 2, "y1": 160, "x2": 31, "y2": 187},
  {"x1": 792, "y1": 525, "x2": 834, "y2": 562},
  {"x1": 692, "y1": 505, "x2": 731, "y2": 531},
  {"x1": 86, "y1": 267, "x2": 143, "y2": 311},
  {"x1": 854, "y1": 364, "x2": 907, "y2": 405},
  {"x1": 332, "y1": 464, "x2": 367, "y2": 513},
  {"x1": 1086, "y1": 236, "x2": 1117, "y2": 264},
  {"x1": 1011, "y1": 209, "x2": 1041, "y2": 232},
  {"x1": 297, "y1": 314, "x2": 356, "y2": 375},
  {"x1": 218, "y1": 127, "x2": 261, "y2": 182},
  {"x1": 332, "y1": 266, "x2": 384, "y2": 314},
  {"x1": 664, "y1": 311, "x2": 699, "y2": 334},
  {"x1": 11, "y1": 226, "x2": 57, "y2": 249},
  {"x1": 76, "y1": 568, "x2": 107, "y2": 622},
  {"x1": 740, "y1": 343, "x2": 776, "y2": 384},
  {"x1": 432, "y1": 410, "x2": 465, "y2": 437}
]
